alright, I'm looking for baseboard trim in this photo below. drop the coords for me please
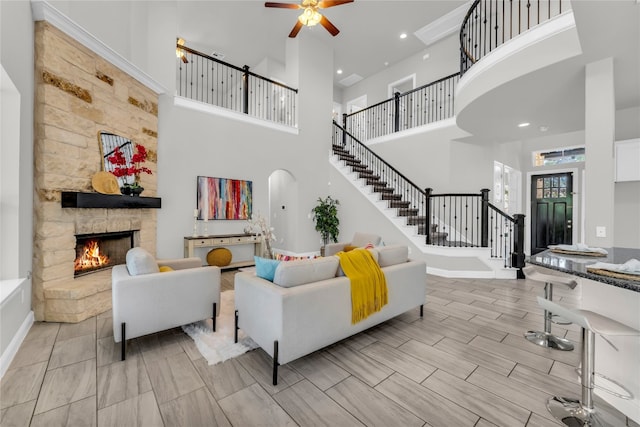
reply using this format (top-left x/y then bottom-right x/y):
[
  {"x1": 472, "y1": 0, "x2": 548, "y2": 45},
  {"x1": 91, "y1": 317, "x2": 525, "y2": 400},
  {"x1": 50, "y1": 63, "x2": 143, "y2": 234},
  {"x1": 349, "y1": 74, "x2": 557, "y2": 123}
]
[
  {"x1": 427, "y1": 267, "x2": 496, "y2": 279},
  {"x1": 0, "y1": 311, "x2": 34, "y2": 379}
]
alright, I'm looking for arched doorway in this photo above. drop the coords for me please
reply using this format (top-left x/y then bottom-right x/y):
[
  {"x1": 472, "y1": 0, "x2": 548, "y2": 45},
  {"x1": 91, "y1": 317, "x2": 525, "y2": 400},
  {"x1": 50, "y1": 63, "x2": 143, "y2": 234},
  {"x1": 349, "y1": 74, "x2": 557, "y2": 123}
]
[{"x1": 268, "y1": 170, "x2": 298, "y2": 252}]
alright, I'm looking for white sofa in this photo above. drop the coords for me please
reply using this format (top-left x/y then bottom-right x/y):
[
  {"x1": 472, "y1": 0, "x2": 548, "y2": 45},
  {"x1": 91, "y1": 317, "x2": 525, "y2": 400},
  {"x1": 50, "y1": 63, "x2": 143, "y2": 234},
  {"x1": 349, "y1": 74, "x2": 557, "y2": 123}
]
[
  {"x1": 234, "y1": 245, "x2": 426, "y2": 384},
  {"x1": 112, "y1": 249, "x2": 220, "y2": 360}
]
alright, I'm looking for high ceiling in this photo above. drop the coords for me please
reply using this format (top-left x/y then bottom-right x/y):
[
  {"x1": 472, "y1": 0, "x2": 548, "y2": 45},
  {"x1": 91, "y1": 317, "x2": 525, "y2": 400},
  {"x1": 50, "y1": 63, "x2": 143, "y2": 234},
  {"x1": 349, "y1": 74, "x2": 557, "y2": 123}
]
[
  {"x1": 176, "y1": 0, "x2": 467, "y2": 86},
  {"x1": 176, "y1": 1, "x2": 639, "y2": 142}
]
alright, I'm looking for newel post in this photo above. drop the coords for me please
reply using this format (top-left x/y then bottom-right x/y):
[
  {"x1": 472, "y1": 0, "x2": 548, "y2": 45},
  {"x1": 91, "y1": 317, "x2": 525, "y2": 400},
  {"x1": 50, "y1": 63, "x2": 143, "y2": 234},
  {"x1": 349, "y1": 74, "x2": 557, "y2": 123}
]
[
  {"x1": 394, "y1": 92, "x2": 400, "y2": 133},
  {"x1": 480, "y1": 188, "x2": 490, "y2": 248},
  {"x1": 242, "y1": 65, "x2": 250, "y2": 115},
  {"x1": 512, "y1": 213, "x2": 526, "y2": 279},
  {"x1": 342, "y1": 113, "x2": 348, "y2": 147},
  {"x1": 425, "y1": 188, "x2": 433, "y2": 245}
]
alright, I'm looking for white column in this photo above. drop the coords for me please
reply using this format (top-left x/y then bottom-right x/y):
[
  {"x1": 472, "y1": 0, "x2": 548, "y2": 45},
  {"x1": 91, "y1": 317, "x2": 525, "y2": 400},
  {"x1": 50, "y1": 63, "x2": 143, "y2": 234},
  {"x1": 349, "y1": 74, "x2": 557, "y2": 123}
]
[{"x1": 584, "y1": 58, "x2": 615, "y2": 247}]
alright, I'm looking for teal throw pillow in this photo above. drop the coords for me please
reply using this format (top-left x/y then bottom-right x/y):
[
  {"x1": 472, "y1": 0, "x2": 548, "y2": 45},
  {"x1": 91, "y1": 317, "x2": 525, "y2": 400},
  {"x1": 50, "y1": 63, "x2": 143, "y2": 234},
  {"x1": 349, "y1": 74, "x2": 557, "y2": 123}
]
[{"x1": 254, "y1": 256, "x2": 280, "y2": 282}]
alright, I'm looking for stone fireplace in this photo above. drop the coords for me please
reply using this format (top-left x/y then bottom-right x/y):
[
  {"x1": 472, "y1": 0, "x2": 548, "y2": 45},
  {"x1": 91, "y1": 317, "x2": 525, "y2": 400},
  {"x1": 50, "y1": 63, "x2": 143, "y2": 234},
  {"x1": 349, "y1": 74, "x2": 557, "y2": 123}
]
[{"x1": 33, "y1": 21, "x2": 161, "y2": 322}]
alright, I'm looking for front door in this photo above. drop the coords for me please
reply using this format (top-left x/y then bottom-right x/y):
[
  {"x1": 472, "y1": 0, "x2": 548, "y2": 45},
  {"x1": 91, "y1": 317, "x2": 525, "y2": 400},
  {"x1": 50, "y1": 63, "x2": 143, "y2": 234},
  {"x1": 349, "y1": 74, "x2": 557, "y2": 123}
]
[{"x1": 531, "y1": 172, "x2": 573, "y2": 254}]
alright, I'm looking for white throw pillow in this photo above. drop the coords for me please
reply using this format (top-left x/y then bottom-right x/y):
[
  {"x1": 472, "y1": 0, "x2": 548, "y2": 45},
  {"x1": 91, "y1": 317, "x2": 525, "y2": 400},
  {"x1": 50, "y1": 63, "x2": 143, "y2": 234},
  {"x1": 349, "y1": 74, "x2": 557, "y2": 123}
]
[
  {"x1": 374, "y1": 245, "x2": 408, "y2": 267},
  {"x1": 125, "y1": 247, "x2": 160, "y2": 276},
  {"x1": 273, "y1": 257, "x2": 339, "y2": 288},
  {"x1": 351, "y1": 232, "x2": 382, "y2": 248}
]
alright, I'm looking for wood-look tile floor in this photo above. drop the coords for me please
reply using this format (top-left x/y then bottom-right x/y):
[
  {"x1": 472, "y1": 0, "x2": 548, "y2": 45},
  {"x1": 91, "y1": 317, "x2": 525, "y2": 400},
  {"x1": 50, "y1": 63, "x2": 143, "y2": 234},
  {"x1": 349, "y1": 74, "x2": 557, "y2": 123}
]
[{"x1": 2, "y1": 272, "x2": 638, "y2": 427}]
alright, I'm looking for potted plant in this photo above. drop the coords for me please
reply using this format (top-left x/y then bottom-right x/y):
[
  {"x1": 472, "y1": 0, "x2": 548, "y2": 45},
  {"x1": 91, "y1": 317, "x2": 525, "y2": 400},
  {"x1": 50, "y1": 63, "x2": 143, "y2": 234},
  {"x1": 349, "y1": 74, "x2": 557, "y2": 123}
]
[{"x1": 312, "y1": 196, "x2": 340, "y2": 253}]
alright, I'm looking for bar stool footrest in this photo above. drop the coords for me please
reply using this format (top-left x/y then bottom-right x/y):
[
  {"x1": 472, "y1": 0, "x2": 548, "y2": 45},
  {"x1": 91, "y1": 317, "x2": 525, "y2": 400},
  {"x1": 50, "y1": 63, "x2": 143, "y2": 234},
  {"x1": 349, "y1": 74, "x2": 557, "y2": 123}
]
[
  {"x1": 575, "y1": 367, "x2": 634, "y2": 400},
  {"x1": 525, "y1": 330, "x2": 574, "y2": 351},
  {"x1": 547, "y1": 396, "x2": 624, "y2": 426},
  {"x1": 551, "y1": 314, "x2": 572, "y2": 325}
]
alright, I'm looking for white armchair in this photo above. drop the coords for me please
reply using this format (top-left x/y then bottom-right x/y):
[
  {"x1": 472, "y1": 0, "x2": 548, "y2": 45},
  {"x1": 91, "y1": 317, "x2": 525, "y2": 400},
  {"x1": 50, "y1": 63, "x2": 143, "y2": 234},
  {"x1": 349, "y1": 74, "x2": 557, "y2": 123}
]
[
  {"x1": 323, "y1": 232, "x2": 383, "y2": 257},
  {"x1": 112, "y1": 248, "x2": 220, "y2": 360}
]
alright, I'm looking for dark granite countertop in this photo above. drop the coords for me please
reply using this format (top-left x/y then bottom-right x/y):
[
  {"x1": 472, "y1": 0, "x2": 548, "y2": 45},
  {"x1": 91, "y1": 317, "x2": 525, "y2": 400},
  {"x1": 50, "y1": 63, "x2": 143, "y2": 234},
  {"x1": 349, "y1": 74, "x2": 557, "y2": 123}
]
[{"x1": 528, "y1": 247, "x2": 640, "y2": 293}]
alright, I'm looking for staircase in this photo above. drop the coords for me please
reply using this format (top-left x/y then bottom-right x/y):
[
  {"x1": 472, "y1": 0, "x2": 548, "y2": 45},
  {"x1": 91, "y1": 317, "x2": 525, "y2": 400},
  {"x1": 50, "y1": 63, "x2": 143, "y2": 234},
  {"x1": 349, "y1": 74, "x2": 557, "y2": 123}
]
[
  {"x1": 333, "y1": 143, "x2": 427, "y2": 236},
  {"x1": 331, "y1": 122, "x2": 524, "y2": 279}
]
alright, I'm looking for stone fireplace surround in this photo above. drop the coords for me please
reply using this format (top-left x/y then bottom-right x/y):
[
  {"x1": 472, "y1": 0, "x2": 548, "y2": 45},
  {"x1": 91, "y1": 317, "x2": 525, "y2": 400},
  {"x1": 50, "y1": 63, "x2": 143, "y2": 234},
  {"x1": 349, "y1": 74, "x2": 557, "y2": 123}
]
[{"x1": 33, "y1": 21, "x2": 160, "y2": 323}]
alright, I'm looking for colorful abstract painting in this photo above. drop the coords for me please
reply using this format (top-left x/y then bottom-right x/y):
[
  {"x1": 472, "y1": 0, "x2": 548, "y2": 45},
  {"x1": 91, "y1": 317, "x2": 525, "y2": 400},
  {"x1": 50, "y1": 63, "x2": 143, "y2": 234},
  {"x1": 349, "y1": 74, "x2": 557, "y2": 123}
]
[{"x1": 197, "y1": 176, "x2": 252, "y2": 220}]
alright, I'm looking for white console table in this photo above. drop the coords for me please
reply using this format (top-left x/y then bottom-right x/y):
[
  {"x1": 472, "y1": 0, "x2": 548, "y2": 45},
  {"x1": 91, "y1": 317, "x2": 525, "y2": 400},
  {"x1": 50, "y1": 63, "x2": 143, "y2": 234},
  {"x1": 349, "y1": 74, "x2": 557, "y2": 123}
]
[{"x1": 184, "y1": 233, "x2": 263, "y2": 269}]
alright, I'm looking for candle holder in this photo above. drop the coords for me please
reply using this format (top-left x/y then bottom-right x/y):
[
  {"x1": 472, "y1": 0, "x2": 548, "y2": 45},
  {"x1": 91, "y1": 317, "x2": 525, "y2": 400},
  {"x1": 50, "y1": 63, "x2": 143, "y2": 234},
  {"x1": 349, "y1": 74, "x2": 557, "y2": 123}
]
[
  {"x1": 193, "y1": 208, "x2": 199, "y2": 237},
  {"x1": 203, "y1": 220, "x2": 209, "y2": 236}
]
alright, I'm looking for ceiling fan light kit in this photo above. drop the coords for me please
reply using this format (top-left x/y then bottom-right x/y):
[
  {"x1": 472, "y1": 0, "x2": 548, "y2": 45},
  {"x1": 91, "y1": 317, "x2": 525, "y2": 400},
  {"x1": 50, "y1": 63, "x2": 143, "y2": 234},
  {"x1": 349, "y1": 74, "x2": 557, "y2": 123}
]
[
  {"x1": 298, "y1": 7, "x2": 322, "y2": 26},
  {"x1": 265, "y1": 0, "x2": 353, "y2": 38}
]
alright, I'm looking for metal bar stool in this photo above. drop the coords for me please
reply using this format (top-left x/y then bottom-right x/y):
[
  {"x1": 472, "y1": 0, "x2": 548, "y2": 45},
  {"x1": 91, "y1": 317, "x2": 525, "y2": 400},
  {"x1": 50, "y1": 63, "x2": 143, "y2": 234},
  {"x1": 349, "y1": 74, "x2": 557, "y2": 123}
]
[
  {"x1": 522, "y1": 266, "x2": 578, "y2": 351},
  {"x1": 538, "y1": 297, "x2": 639, "y2": 426}
]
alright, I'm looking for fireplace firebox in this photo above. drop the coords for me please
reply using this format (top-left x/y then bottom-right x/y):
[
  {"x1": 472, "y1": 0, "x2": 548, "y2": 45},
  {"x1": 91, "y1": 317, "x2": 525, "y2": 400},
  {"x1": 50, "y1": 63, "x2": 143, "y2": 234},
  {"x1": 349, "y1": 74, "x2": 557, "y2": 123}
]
[{"x1": 74, "y1": 231, "x2": 136, "y2": 277}]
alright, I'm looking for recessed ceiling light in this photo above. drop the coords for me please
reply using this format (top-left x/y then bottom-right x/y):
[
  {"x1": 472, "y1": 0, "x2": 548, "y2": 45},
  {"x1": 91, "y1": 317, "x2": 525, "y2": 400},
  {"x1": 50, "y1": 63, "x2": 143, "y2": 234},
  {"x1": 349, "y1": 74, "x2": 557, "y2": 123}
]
[
  {"x1": 518, "y1": 122, "x2": 530, "y2": 128},
  {"x1": 400, "y1": 33, "x2": 407, "y2": 39},
  {"x1": 539, "y1": 125, "x2": 549, "y2": 132},
  {"x1": 336, "y1": 69, "x2": 343, "y2": 74},
  {"x1": 384, "y1": 61, "x2": 389, "y2": 66}
]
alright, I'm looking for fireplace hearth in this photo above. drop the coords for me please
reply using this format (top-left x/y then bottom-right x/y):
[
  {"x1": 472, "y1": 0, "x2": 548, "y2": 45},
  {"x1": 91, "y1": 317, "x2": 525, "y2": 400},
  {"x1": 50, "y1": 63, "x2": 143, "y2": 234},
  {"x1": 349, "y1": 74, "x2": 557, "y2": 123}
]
[{"x1": 74, "y1": 231, "x2": 136, "y2": 277}]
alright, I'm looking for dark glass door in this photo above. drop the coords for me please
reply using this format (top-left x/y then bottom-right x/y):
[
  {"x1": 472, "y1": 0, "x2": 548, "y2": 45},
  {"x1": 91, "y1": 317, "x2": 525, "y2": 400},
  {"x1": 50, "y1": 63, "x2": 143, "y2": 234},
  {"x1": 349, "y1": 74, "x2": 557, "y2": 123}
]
[{"x1": 530, "y1": 173, "x2": 573, "y2": 255}]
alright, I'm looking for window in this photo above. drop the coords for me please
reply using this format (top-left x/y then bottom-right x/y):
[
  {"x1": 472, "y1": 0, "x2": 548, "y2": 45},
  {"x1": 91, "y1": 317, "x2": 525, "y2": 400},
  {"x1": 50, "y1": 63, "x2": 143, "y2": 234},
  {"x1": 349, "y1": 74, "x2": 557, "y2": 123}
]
[
  {"x1": 535, "y1": 175, "x2": 568, "y2": 200},
  {"x1": 533, "y1": 147, "x2": 585, "y2": 166},
  {"x1": 493, "y1": 161, "x2": 521, "y2": 214}
]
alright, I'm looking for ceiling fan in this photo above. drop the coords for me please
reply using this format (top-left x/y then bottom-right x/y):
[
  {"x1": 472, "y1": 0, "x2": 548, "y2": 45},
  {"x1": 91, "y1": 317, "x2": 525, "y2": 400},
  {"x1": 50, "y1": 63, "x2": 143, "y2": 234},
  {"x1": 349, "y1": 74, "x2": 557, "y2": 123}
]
[{"x1": 265, "y1": 0, "x2": 354, "y2": 38}]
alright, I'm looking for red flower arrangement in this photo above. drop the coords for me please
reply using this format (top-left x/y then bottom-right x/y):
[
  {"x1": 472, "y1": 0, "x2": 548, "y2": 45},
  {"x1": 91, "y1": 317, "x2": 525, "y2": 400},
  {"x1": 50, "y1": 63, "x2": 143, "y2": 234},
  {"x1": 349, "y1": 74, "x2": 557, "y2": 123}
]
[{"x1": 108, "y1": 144, "x2": 152, "y2": 188}]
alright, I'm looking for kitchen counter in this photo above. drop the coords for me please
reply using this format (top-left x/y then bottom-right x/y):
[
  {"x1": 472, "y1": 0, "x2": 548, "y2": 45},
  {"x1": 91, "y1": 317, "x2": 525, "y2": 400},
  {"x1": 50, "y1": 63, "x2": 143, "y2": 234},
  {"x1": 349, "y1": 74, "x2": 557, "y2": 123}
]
[
  {"x1": 528, "y1": 247, "x2": 640, "y2": 293},
  {"x1": 528, "y1": 247, "x2": 640, "y2": 423}
]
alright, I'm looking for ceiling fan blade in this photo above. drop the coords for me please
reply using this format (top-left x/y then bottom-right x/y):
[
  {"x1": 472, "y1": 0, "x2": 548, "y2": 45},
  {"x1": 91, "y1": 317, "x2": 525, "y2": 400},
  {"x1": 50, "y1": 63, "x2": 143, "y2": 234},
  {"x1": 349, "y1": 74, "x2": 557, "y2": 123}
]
[
  {"x1": 265, "y1": 2, "x2": 301, "y2": 9},
  {"x1": 288, "y1": 20, "x2": 304, "y2": 38},
  {"x1": 318, "y1": 0, "x2": 353, "y2": 9},
  {"x1": 319, "y1": 15, "x2": 340, "y2": 36}
]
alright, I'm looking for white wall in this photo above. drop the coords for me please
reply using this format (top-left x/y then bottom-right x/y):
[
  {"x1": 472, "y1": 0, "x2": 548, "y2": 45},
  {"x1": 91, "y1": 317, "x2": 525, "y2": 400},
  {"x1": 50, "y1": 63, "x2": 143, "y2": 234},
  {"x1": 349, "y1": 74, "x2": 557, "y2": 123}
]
[
  {"x1": 1, "y1": 0, "x2": 34, "y2": 283},
  {"x1": 156, "y1": 32, "x2": 334, "y2": 258},
  {"x1": 340, "y1": 33, "x2": 460, "y2": 110},
  {"x1": 614, "y1": 106, "x2": 640, "y2": 249},
  {"x1": 584, "y1": 58, "x2": 615, "y2": 247},
  {"x1": 48, "y1": 1, "x2": 134, "y2": 60},
  {"x1": 269, "y1": 170, "x2": 298, "y2": 251},
  {"x1": 0, "y1": 0, "x2": 34, "y2": 373},
  {"x1": 1, "y1": 65, "x2": 20, "y2": 280},
  {"x1": 366, "y1": 122, "x2": 494, "y2": 194}
]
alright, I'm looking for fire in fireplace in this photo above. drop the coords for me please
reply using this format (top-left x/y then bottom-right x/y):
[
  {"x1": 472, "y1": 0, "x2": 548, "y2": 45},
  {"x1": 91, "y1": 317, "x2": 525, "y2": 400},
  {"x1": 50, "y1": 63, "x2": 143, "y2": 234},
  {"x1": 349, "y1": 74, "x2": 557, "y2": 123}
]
[
  {"x1": 74, "y1": 231, "x2": 136, "y2": 276},
  {"x1": 75, "y1": 240, "x2": 109, "y2": 272}
]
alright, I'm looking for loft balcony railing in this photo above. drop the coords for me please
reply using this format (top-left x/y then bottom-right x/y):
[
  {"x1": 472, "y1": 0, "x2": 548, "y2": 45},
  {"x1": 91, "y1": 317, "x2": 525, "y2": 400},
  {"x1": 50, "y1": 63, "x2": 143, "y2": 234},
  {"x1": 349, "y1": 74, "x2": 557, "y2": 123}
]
[
  {"x1": 176, "y1": 44, "x2": 298, "y2": 127},
  {"x1": 342, "y1": 72, "x2": 460, "y2": 143},
  {"x1": 332, "y1": 122, "x2": 525, "y2": 274},
  {"x1": 460, "y1": 0, "x2": 565, "y2": 75}
]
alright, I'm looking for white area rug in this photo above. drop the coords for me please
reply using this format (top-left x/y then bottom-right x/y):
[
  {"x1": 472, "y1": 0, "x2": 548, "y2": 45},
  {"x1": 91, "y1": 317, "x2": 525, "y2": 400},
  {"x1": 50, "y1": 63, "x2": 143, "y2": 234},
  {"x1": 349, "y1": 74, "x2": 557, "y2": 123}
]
[{"x1": 182, "y1": 290, "x2": 258, "y2": 365}]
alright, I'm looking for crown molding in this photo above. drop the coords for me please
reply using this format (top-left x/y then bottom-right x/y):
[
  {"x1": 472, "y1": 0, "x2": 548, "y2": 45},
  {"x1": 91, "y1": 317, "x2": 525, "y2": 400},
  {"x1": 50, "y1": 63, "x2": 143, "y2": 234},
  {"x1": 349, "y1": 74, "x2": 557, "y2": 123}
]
[{"x1": 31, "y1": 0, "x2": 166, "y2": 95}]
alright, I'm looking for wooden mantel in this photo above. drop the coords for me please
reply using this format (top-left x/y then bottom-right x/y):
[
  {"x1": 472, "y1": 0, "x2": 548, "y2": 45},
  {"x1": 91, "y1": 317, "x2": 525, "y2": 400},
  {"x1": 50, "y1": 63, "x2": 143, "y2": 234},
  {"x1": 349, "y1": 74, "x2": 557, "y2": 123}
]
[{"x1": 61, "y1": 192, "x2": 162, "y2": 209}]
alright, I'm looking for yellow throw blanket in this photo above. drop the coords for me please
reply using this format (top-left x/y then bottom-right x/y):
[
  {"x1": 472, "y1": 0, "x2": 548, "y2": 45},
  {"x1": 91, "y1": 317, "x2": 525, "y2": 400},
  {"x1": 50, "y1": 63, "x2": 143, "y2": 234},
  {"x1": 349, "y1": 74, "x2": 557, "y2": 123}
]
[{"x1": 337, "y1": 248, "x2": 388, "y2": 324}]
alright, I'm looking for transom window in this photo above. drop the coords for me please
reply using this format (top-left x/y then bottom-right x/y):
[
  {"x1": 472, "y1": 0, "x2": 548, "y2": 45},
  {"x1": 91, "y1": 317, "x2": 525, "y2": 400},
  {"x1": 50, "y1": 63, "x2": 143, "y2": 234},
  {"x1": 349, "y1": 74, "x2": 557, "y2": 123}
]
[{"x1": 533, "y1": 147, "x2": 585, "y2": 166}]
